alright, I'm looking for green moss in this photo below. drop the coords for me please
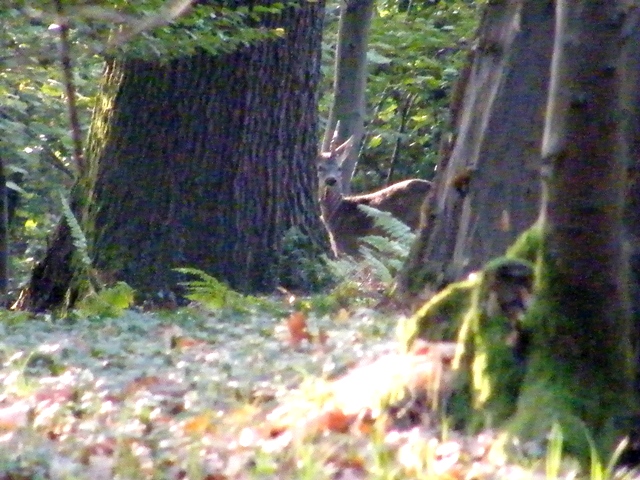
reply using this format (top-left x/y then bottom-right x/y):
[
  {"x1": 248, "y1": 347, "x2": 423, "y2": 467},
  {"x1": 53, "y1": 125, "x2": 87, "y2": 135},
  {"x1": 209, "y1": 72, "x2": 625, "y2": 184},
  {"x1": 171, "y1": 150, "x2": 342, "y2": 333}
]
[
  {"x1": 404, "y1": 274, "x2": 478, "y2": 346},
  {"x1": 407, "y1": 222, "x2": 540, "y2": 349},
  {"x1": 405, "y1": 221, "x2": 636, "y2": 462},
  {"x1": 499, "y1": 354, "x2": 630, "y2": 461},
  {"x1": 513, "y1": 259, "x2": 635, "y2": 456},
  {"x1": 405, "y1": 256, "x2": 535, "y2": 428},
  {"x1": 454, "y1": 260, "x2": 533, "y2": 427},
  {"x1": 493, "y1": 378, "x2": 590, "y2": 462},
  {"x1": 403, "y1": 223, "x2": 542, "y2": 431},
  {"x1": 505, "y1": 221, "x2": 542, "y2": 264}
]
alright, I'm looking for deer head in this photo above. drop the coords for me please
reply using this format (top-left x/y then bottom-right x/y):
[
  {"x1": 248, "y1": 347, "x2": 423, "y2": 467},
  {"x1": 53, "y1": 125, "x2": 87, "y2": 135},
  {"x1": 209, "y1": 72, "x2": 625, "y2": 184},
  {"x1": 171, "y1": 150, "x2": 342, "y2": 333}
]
[{"x1": 317, "y1": 124, "x2": 354, "y2": 195}]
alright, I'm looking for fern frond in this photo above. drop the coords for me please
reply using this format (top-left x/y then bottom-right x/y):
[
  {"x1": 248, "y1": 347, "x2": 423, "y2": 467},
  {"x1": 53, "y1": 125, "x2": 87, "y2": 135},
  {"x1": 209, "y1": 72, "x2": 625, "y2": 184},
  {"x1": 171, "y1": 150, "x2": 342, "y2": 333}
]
[
  {"x1": 176, "y1": 267, "x2": 241, "y2": 310},
  {"x1": 323, "y1": 204, "x2": 417, "y2": 292},
  {"x1": 75, "y1": 282, "x2": 135, "y2": 319},
  {"x1": 361, "y1": 235, "x2": 413, "y2": 258},
  {"x1": 175, "y1": 267, "x2": 285, "y2": 315},
  {"x1": 60, "y1": 193, "x2": 92, "y2": 268},
  {"x1": 357, "y1": 204, "x2": 413, "y2": 242},
  {"x1": 359, "y1": 246, "x2": 394, "y2": 284},
  {"x1": 324, "y1": 255, "x2": 359, "y2": 279}
]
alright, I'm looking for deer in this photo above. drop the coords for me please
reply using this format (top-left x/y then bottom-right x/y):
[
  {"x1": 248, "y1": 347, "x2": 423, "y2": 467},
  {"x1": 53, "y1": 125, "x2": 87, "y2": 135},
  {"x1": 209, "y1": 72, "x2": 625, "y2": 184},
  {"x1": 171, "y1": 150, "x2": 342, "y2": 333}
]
[{"x1": 317, "y1": 128, "x2": 432, "y2": 256}]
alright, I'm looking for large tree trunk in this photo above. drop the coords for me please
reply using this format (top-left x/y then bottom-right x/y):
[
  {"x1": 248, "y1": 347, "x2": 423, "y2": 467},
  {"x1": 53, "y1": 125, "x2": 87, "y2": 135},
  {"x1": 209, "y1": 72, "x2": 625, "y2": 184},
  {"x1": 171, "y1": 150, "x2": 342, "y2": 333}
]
[
  {"x1": 619, "y1": 3, "x2": 640, "y2": 391},
  {"x1": 397, "y1": 0, "x2": 553, "y2": 295},
  {"x1": 321, "y1": 0, "x2": 375, "y2": 193},
  {"x1": 19, "y1": 2, "x2": 328, "y2": 309},
  {"x1": 507, "y1": 0, "x2": 635, "y2": 455}
]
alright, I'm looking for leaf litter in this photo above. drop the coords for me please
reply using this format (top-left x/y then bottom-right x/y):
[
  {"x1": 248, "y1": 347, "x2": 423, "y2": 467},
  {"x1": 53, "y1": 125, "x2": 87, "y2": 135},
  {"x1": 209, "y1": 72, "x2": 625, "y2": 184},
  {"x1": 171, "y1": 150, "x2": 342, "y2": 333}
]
[{"x1": 0, "y1": 301, "x2": 596, "y2": 479}]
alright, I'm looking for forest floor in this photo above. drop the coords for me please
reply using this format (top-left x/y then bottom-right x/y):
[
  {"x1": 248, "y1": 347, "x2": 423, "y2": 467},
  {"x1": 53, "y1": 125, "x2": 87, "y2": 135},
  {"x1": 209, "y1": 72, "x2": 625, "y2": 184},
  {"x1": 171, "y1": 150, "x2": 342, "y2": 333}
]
[{"x1": 0, "y1": 284, "x2": 630, "y2": 479}]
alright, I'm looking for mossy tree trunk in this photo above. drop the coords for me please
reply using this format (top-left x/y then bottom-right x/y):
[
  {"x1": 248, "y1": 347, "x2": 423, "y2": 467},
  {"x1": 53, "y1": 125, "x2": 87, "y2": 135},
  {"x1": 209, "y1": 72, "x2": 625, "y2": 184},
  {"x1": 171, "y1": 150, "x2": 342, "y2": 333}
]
[
  {"x1": 19, "y1": 1, "x2": 328, "y2": 309},
  {"x1": 405, "y1": 0, "x2": 639, "y2": 458},
  {"x1": 507, "y1": 0, "x2": 635, "y2": 454},
  {"x1": 397, "y1": 0, "x2": 553, "y2": 295}
]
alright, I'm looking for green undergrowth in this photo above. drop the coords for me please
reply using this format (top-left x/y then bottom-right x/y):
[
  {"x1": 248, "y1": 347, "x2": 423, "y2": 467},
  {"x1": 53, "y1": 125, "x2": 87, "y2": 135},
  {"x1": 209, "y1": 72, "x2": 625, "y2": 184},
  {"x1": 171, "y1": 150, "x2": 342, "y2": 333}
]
[{"x1": 325, "y1": 204, "x2": 417, "y2": 299}]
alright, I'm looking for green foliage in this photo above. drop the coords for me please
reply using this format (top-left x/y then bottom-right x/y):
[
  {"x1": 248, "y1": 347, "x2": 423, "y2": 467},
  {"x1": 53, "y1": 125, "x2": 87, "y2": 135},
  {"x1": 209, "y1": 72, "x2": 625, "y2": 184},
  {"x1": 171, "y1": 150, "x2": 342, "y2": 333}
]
[
  {"x1": 0, "y1": 310, "x2": 33, "y2": 326},
  {"x1": 60, "y1": 193, "x2": 91, "y2": 268},
  {"x1": 0, "y1": 1, "x2": 291, "y2": 60},
  {"x1": 1, "y1": 3, "x2": 101, "y2": 293},
  {"x1": 321, "y1": 0, "x2": 482, "y2": 189},
  {"x1": 327, "y1": 205, "x2": 415, "y2": 288},
  {"x1": 74, "y1": 281, "x2": 135, "y2": 319},
  {"x1": 359, "y1": 204, "x2": 413, "y2": 241},
  {"x1": 545, "y1": 423, "x2": 564, "y2": 480},
  {"x1": 291, "y1": 280, "x2": 366, "y2": 316},
  {"x1": 105, "y1": 2, "x2": 290, "y2": 59},
  {"x1": 176, "y1": 267, "x2": 286, "y2": 316},
  {"x1": 587, "y1": 434, "x2": 629, "y2": 480},
  {"x1": 276, "y1": 226, "x2": 336, "y2": 293}
]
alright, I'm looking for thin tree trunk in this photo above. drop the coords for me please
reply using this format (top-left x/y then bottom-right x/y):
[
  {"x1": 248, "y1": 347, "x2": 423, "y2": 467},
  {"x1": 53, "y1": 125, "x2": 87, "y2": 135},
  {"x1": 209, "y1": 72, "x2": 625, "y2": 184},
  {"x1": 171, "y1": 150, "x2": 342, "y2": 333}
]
[
  {"x1": 619, "y1": 3, "x2": 640, "y2": 389},
  {"x1": 0, "y1": 153, "x2": 7, "y2": 306},
  {"x1": 322, "y1": 0, "x2": 375, "y2": 194}
]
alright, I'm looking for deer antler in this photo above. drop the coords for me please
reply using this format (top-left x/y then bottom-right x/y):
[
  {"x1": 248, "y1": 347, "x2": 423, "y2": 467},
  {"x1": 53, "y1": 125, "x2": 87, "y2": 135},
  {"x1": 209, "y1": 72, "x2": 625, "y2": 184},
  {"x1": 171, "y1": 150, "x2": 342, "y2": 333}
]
[{"x1": 329, "y1": 121, "x2": 341, "y2": 154}]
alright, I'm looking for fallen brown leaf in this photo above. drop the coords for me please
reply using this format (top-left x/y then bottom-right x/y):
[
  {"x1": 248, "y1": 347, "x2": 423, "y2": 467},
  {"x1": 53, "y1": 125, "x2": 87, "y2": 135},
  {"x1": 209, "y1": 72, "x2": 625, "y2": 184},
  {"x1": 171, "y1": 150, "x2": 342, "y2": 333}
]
[{"x1": 286, "y1": 311, "x2": 312, "y2": 346}]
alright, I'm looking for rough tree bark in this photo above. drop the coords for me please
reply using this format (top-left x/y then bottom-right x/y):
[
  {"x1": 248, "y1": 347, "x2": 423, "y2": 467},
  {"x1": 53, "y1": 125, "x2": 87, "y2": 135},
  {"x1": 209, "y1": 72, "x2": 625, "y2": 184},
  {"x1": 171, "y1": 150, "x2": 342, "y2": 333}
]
[
  {"x1": 620, "y1": 3, "x2": 640, "y2": 366},
  {"x1": 406, "y1": 0, "x2": 638, "y2": 459},
  {"x1": 321, "y1": 0, "x2": 375, "y2": 193},
  {"x1": 506, "y1": 0, "x2": 635, "y2": 455},
  {"x1": 18, "y1": 1, "x2": 328, "y2": 309},
  {"x1": 397, "y1": 0, "x2": 553, "y2": 295}
]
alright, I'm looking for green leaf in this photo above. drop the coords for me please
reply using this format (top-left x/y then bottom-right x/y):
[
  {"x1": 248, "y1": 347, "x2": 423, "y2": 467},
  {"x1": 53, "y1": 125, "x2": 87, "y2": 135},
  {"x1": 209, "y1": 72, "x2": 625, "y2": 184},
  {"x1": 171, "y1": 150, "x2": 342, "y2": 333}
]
[{"x1": 75, "y1": 281, "x2": 135, "y2": 319}]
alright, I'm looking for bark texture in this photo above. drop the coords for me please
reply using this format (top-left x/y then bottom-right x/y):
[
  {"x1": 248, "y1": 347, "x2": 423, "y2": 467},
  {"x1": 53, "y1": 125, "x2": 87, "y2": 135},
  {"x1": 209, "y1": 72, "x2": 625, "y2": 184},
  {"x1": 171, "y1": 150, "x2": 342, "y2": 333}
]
[
  {"x1": 20, "y1": 1, "x2": 328, "y2": 308},
  {"x1": 620, "y1": 4, "x2": 640, "y2": 381},
  {"x1": 322, "y1": 0, "x2": 375, "y2": 193},
  {"x1": 398, "y1": 0, "x2": 553, "y2": 295},
  {"x1": 509, "y1": 0, "x2": 635, "y2": 454},
  {"x1": 94, "y1": 3, "x2": 327, "y2": 295}
]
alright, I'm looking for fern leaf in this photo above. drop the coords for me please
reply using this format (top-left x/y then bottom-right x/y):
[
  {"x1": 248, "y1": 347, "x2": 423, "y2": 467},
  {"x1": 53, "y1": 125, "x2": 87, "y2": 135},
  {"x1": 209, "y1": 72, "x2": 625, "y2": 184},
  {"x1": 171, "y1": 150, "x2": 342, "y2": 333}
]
[
  {"x1": 175, "y1": 267, "x2": 239, "y2": 310},
  {"x1": 357, "y1": 204, "x2": 413, "y2": 242},
  {"x1": 361, "y1": 235, "x2": 412, "y2": 258},
  {"x1": 359, "y1": 246, "x2": 394, "y2": 284},
  {"x1": 175, "y1": 267, "x2": 285, "y2": 315},
  {"x1": 60, "y1": 193, "x2": 92, "y2": 267},
  {"x1": 75, "y1": 282, "x2": 134, "y2": 319}
]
